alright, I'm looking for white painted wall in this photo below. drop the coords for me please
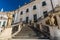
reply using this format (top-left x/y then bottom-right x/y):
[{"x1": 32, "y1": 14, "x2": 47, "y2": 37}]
[
  {"x1": 13, "y1": 0, "x2": 60, "y2": 23},
  {"x1": 46, "y1": 0, "x2": 52, "y2": 12},
  {"x1": 52, "y1": 0, "x2": 59, "y2": 8}
]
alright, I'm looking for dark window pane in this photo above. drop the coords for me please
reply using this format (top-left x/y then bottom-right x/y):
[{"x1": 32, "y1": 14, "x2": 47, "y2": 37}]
[
  {"x1": 26, "y1": 17, "x2": 29, "y2": 23},
  {"x1": 13, "y1": 14, "x2": 15, "y2": 17},
  {"x1": 33, "y1": 5, "x2": 36, "y2": 10},
  {"x1": 42, "y1": 1, "x2": 46, "y2": 6},
  {"x1": 20, "y1": 11, "x2": 23, "y2": 15},
  {"x1": 2, "y1": 21, "x2": 6, "y2": 26},
  {"x1": 33, "y1": 14, "x2": 37, "y2": 22},
  {"x1": 26, "y1": 9, "x2": 29, "y2": 13},
  {"x1": 43, "y1": 11, "x2": 48, "y2": 18}
]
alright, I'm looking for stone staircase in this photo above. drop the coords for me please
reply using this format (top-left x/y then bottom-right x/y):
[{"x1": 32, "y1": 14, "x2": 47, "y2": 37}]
[
  {"x1": 12, "y1": 25, "x2": 49, "y2": 39},
  {"x1": 12, "y1": 7, "x2": 60, "y2": 40},
  {"x1": 12, "y1": 16, "x2": 50, "y2": 39}
]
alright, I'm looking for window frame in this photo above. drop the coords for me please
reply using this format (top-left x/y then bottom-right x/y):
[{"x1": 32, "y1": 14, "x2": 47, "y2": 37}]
[
  {"x1": 20, "y1": 11, "x2": 23, "y2": 15},
  {"x1": 42, "y1": 1, "x2": 47, "y2": 6},
  {"x1": 2, "y1": 21, "x2": 6, "y2": 27},
  {"x1": 26, "y1": 8, "x2": 29, "y2": 13},
  {"x1": 33, "y1": 5, "x2": 37, "y2": 10}
]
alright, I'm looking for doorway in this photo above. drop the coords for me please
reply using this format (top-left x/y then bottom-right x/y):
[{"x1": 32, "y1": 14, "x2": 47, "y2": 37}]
[
  {"x1": 26, "y1": 17, "x2": 29, "y2": 23},
  {"x1": 33, "y1": 14, "x2": 37, "y2": 22},
  {"x1": 43, "y1": 11, "x2": 48, "y2": 18}
]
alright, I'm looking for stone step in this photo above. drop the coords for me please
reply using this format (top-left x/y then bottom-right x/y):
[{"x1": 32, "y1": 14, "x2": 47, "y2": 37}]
[{"x1": 12, "y1": 26, "x2": 49, "y2": 39}]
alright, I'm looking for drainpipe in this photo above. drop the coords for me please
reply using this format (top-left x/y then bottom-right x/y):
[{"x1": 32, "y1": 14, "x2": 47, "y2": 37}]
[{"x1": 50, "y1": 0, "x2": 55, "y2": 12}]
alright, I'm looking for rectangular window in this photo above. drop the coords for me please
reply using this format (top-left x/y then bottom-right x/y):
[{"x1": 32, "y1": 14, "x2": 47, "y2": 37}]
[
  {"x1": 33, "y1": 14, "x2": 37, "y2": 22},
  {"x1": 20, "y1": 11, "x2": 23, "y2": 15},
  {"x1": 26, "y1": 9, "x2": 29, "y2": 13},
  {"x1": 13, "y1": 14, "x2": 15, "y2": 17},
  {"x1": 26, "y1": 17, "x2": 29, "y2": 23},
  {"x1": 2, "y1": 21, "x2": 6, "y2": 26},
  {"x1": 42, "y1": 1, "x2": 46, "y2": 6},
  {"x1": 33, "y1": 5, "x2": 37, "y2": 10},
  {"x1": 43, "y1": 11, "x2": 48, "y2": 18}
]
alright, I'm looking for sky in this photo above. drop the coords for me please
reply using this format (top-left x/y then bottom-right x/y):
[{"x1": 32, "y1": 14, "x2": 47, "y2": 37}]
[{"x1": 0, "y1": 0, "x2": 30, "y2": 12}]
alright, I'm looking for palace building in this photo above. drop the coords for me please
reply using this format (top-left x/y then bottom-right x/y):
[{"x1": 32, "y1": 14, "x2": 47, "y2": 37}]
[
  {"x1": 0, "y1": 0, "x2": 60, "y2": 39},
  {"x1": 12, "y1": 0, "x2": 60, "y2": 24},
  {"x1": 0, "y1": 0, "x2": 60, "y2": 26}
]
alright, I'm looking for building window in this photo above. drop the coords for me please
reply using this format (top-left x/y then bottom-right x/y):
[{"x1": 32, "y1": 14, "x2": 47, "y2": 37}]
[
  {"x1": 43, "y1": 11, "x2": 48, "y2": 18},
  {"x1": 33, "y1": 14, "x2": 37, "y2": 22},
  {"x1": 42, "y1": 1, "x2": 46, "y2": 6},
  {"x1": 13, "y1": 14, "x2": 15, "y2": 17},
  {"x1": 20, "y1": 11, "x2": 23, "y2": 15},
  {"x1": 26, "y1": 9, "x2": 29, "y2": 13},
  {"x1": 26, "y1": 17, "x2": 29, "y2": 23},
  {"x1": 2, "y1": 21, "x2": 6, "y2": 26},
  {"x1": 33, "y1": 5, "x2": 37, "y2": 10}
]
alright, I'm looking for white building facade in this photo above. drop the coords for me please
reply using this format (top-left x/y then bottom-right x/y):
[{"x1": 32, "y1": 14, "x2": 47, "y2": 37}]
[
  {"x1": 0, "y1": 0, "x2": 60, "y2": 25},
  {"x1": 13, "y1": 0, "x2": 57, "y2": 23}
]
